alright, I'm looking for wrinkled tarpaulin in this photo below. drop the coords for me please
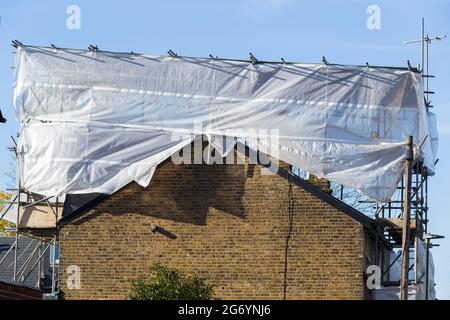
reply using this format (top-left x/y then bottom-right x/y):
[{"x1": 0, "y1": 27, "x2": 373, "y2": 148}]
[
  {"x1": 373, "y1": 237, "x2": 435, "y2": 300},
  {"x1": 13, "y1": 46, "x2": 438, "y2": 201}
]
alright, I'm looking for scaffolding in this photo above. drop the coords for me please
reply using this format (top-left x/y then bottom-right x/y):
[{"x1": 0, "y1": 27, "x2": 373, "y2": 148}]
[
  {"x1": 352, "y1": 18, "x2": 445, "y2": 299},
  {"x1": 0, "y1": 18, "x2": 445, "y2": 300},
  {"x1": 0, "y1": 139, "x2": 60, "y2": 297}
]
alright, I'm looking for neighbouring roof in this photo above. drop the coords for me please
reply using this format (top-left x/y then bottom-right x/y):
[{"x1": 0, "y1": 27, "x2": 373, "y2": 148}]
[
  {"x1": 0, "y1": 237, "x2": 49, "y2": 290},
  {"x1": 0, "y1": 281, "x2": 42, "y2": 300}
]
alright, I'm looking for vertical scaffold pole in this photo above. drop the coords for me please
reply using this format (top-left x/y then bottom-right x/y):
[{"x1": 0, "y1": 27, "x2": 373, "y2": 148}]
[
  {"x1": 421, "y1": 17, "x2": 425, "y2": 75},
  {"x1": 13, "y1": 180, "x2": 20, "y2": 282},
  {"x1": 425, "y1": 237, "x2": 430, "y2": 300},
  {"x1": 37, "y1": 240, "x2": 42, "y2": 289},
  {"x1": 51, "y1": 198, "x2": 58, "y2": 295},
  {"x1": 400, "y1": 136, "x2": 413, "y2": 300}
]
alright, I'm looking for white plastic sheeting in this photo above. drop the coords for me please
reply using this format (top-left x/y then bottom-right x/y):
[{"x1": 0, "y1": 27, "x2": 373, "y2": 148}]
[
  {"x1": 373, "y1": 238, "x2": 435, "y2": 300},
  {"x1": 388, "y1": 251, "x2": 402, "y2": 281},
  {"x1": 415, "y1": 237, "x2": 436, "y2": 300},
  {"x1": 13, "y1": 46, "x2": 437, "y2": 200},
  {"x1": 373, "y1": 286, "x2": 419, "y2": 300}
]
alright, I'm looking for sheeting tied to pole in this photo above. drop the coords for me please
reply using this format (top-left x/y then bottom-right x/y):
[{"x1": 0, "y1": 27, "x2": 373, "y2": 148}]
[{"x1": 13, "y1": 46, "x2": 437, "y2": 201}]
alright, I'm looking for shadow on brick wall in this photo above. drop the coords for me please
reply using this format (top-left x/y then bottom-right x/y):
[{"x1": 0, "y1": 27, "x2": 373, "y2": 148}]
[{"x1": 72, "y1": 158, "x2": 249, "y2": 226}]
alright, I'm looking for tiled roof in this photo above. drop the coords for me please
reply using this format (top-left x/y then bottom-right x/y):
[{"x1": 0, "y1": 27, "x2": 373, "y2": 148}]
[{"x1": 0, "y1": 237, "x2": 49, "y2": 290}]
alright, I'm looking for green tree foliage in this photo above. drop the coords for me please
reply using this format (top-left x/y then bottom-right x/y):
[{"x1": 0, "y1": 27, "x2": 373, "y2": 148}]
[
  {"x1": 128, "y1": 262, "x2": 214, "y2": 300},
  {"x1": 0, "y1": 191, "x2": 14, "y2": 236}
]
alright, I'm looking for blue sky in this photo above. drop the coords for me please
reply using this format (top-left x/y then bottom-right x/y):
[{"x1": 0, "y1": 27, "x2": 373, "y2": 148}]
[{"x1": 0, "y1": 0, "x2": 449, "y2": 298}]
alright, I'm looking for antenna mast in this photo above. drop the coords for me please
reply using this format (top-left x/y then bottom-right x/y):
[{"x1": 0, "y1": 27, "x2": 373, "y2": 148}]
[
  {"x1": 404, "y1": 17, "x2": 446, "y2": 110},
  {"x1": 398, "y1": 17, "x2": 446, "y2": 300}
]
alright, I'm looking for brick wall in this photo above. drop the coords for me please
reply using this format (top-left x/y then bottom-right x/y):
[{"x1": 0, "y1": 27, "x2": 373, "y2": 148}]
[{"x1": 59, "y1": 152, "x2": 365, "y2": 300}]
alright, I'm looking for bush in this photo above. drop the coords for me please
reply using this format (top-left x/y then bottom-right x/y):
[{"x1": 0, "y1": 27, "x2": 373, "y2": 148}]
[{"x1": 128, "y1": 262, "x2": 214, "y2": 300}]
